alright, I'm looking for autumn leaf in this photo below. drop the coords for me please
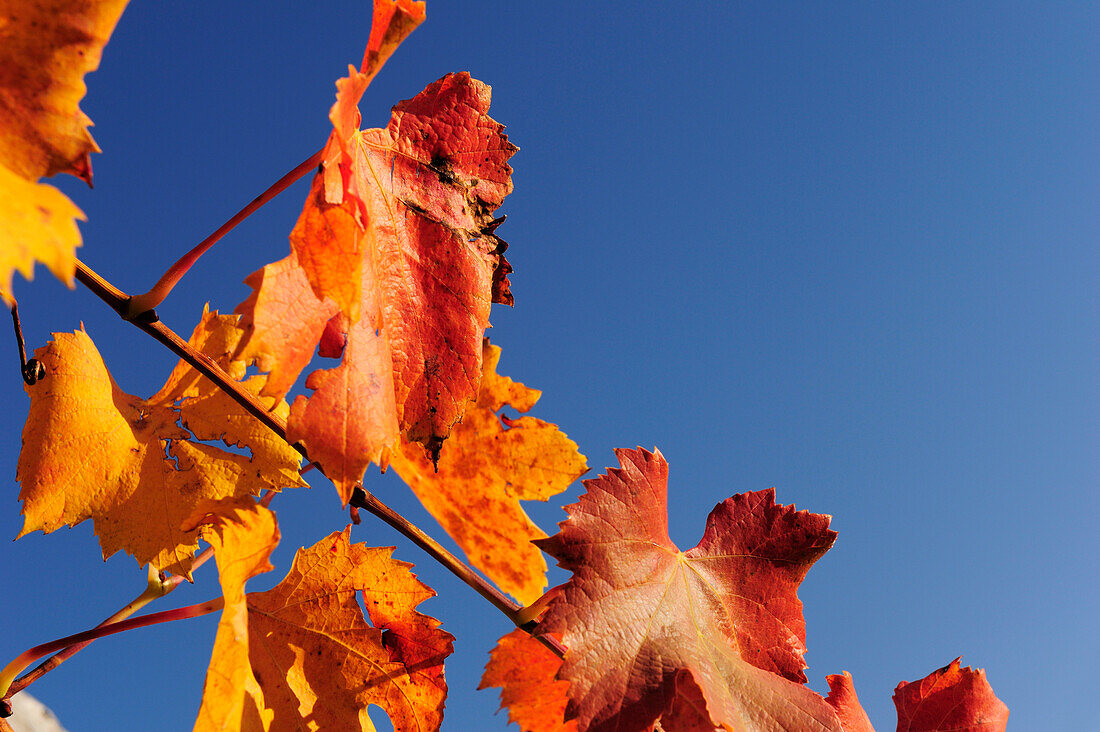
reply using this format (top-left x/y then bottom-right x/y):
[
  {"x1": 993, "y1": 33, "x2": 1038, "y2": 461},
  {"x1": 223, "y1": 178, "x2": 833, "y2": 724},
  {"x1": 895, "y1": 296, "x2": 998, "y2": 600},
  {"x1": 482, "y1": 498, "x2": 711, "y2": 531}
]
[
  {"x1": 186, "y1": 498, "x2": 279, "y2": 732},
  {"x1": 892, "y1": 658, "x2": 1008, "y2": 732},
  {"x1": 0, "y1": 0, "x2": 129, "y2": 300},
  {"x1": 535, "y1": 448, "x2": 843, "y2": 732},
  {"x1": 479, "y1": 629, "x2": 576, "y2": 732},
  {"x1": 824, "y1": 673, "x2": 875, "y2": 732},
  {"x1": 244, "y1": 526, "x2": 453, "y2": 732},
  {"x1": 0, "y1": 164, "x2": 84, "y2": 303},
  {"x1": 324, "y1": 0, "x2": 426, "y2": 202},
  {"x1": 285, "y1": 309, "x2": 400, "y2": 504},
  {"x1": 156, "y1": 308, "x2": 306, "y2": 491},
  {"x1": 238, "y1": 72, "x2": 517, "y2": 500},
  {"x1": 296, "y1": 70, "x2": 517, "y2": 467},
  {"x1": 232, "y1": 252, "x2": 340, "y2": 399},
  {"x1": 0, "y1": 0, "x2": 128, "y2": 182},
  {"x1": 16, "y1": 309, "x2": 304, "y2": 578},
  {"x1": 301, "y1": 0, "x2": 426, "y2": 321},
  {"x1": 390, "y1": 341, "x2": 587, "y2": 605}
]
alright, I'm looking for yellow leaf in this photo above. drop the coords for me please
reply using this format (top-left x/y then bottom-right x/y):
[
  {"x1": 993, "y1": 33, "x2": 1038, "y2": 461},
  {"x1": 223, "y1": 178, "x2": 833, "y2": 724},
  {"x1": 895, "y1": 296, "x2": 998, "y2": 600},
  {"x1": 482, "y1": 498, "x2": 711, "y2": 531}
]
[
  {"x1": 187, "y1": 498, "x2": 279, "y2": 732},
  {"x1": 390, "y1": 341, "x2": 587, "y2": 605},
  {"x1": 16, "y1": 311, "x2": 304, "y2": 578},
  {"x1": 0, "y1": 164, "x2": 84, "y2": 302},
  {"x1": 245, "y1": 527, "x2": 453, "y2": 732},
  {"x1": 161, "y1": 307, "x2": 308, "y2": 491}
]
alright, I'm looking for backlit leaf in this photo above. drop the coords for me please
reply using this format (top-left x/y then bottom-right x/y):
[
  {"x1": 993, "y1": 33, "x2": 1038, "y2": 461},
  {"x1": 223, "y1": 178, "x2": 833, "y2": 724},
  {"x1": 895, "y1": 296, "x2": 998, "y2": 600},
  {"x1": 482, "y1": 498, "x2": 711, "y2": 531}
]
[
  {"x1": 187, "y1": 498, "x2": 279, "y2": 732},
  {"x1": 240, "y1": 71, "x2": 517, "y2": 500},
  {"x1": 893, "y1": 658, "x2": 1008, "y2": 732},
  {"x1": 233, "y1": 252, "x2": 340, "y2": 400},
  {"x1": 0, "y1": 0, "x2": 128, "y2": 182},
  {"x1": 479, "y1": 629, "x2": 576, "y2": 732},
  {"x1": 16, "y1": 310, "x2": 304, "y2": 577},
  {"x1": 824, "y1": 673, "x2": 875, "y2": 732},
  {"x1": 245, "y1": 527, "x2": 453, "y2": 732},
  {"x1": 0, "y1": 165, "x2": 84, "y2": 302},
  {"x1": 390, "y1": 341, "x2": 587, "y2": 605},
  {"x1": 536, "y1": 448, "x2": 842, "y2": 732},
  {"x1": 0, "y1": 0, "x2": 128, "y2": 299}
]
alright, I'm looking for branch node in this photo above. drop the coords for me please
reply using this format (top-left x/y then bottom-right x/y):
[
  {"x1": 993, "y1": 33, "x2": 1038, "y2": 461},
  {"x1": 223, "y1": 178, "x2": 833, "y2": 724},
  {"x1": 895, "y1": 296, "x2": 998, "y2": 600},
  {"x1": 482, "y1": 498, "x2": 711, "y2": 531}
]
[{"x1": 131, "y1": 309, "x2": 160, "y2": 325}]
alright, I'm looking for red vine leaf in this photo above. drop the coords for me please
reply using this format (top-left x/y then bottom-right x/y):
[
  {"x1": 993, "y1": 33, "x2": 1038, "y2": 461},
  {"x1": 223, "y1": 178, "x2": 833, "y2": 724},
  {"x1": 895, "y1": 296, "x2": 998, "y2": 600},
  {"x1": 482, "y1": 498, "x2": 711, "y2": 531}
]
[
  {"x1": 536, "y1": 447, "x2": 842, "y2": 732},
  {"x1": 893, "y1": 658, "x2": 1008, "y2": 732},
  {"x1": 239, "y1": 71, "x2": 517, "y2": 500}
]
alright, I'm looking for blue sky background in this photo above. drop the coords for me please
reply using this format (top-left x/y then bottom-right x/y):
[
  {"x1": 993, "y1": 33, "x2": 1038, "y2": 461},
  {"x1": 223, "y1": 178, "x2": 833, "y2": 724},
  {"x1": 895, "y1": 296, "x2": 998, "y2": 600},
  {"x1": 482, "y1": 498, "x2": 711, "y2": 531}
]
[{"x1": 1, "y1": 2, "x2": 1097, "y2": 729}]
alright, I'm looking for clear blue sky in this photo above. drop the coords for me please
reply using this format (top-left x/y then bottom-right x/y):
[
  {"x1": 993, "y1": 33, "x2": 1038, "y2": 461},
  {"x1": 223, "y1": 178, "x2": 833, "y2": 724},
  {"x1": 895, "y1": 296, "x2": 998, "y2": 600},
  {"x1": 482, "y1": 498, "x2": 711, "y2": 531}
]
[{"x1": 1, "y1": 2, "x2": 1096, "y2": 729}]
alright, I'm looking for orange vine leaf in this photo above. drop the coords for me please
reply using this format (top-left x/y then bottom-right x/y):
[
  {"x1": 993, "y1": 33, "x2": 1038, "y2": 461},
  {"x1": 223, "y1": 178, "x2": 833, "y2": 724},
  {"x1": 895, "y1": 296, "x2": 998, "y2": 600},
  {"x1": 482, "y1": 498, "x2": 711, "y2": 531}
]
[
  {"x1": 185, "y1": 497, "x2": 280, "y2": 732},
  {"x1": 535, "y1": 448, "x2": 843, "y2": 732},
  {"x1": 479, "y1": 629, "x2": 576, "y2": 732},
  {"x1": 892, "y1": 658, "x2": 1008, "y2": 731},
  {"x1": 244, "y1": 526, "x2": 454, "y2": 732},
  {"x1": 390, "y1": 341, "x2": 588, "y2": 605},
  {"x1": 16, "y1": 309, "x2": 305, "y2": 578},
  {"x1": 324, "y1": 0, "x2": 426, "y2": 211},
  {"x1": 232, "y1": 252, "x2": 340, "y2": 400},
  {"x1": 0, "y1": 0, "x2": 129, "y2": 300},
  {"x1": 0, "y1": 0, "x2": 129, "y2": 182}
]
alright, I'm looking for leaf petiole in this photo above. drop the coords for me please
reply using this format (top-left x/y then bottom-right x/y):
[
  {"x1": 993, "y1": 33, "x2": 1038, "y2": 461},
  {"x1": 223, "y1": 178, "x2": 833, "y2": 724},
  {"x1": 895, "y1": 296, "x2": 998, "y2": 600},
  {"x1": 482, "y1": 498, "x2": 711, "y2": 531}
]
[
  {"x1": 126, "y1": 147, "x2": 323, "y2": 319},
  {"x1": 0, "y1": 595, "x2": 223, "y2": 710},
  {"x1": 3, "y1": 551, "x2": 214, "y2": 701}
]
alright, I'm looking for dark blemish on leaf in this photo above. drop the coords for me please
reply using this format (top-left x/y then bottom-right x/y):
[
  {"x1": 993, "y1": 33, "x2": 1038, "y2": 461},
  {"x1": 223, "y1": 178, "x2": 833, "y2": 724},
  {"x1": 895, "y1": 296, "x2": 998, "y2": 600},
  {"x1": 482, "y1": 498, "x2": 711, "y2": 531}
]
[{"x1": 428, "y1": 155, "x2": 458, "y2": 185}]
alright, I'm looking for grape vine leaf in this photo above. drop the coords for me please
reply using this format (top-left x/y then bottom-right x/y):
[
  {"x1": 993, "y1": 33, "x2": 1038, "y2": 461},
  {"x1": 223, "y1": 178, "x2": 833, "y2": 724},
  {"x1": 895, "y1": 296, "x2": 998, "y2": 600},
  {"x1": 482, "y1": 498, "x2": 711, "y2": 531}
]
[
  {"x1": 389, "y1": 340, "x2": 587, "y2": 605},
  {"x1": 0, "y1": 165, "x2": 84, "y2": 304},
  {"x1": 233, "y1": 252, "x2": 340, "y2": 400},
  {"x1": 892, "y1": 658, "x2": 1008, "y2": 732},
  {"x1": 824, "y1": 673, "x2": 875, "y2": 732},
  {"x1": 16, "y1": 309, "x2": 305, "y2": 578},
  {"x1": 185, "y1": 497, "x2": 280, "y2": 732},
  {"x1": 480, "y1": 629, "x2": 577, "y2": 732},
  {"x1": 0, "y1": 0, "x2": 129, "y2": 300},
  {"x1": 243, "y1": 526, "x2": 454, "y2": 732},
  {"x1": 324, "y1": 0, "x2": 426, "y2": 209},
  {"x1": 535, "y1": 448, "x2": 843, "y2": 732},
  {"x1": 237, "y1": 72, "x2": 517, "y2": 501}
]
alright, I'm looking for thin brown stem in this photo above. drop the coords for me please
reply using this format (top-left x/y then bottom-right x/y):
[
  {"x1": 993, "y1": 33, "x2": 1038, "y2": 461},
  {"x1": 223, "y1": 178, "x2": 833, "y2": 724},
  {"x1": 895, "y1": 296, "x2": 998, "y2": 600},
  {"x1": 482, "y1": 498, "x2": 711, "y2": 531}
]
[
  {"x1": 349, "y1": 487, "x2": 565, "y2": 659},
  {"x1": 74, "y1": 258, "x2": 564, "y2": 658},
  {"x1": 350, "y1": 487, "x2": 520, "y2": 621},
  {"x1": 74, "y1": 260, "x2": 297, "y2": 452},
  {"x1": 8, "y1": 300, "x2": 44, "y2": 385},
  {"x1": 126, "y1": 148, "x2": 323, "y2": 318},
  {"x1": 0, "y1": 597, "x2": 223, "y2": 705}
]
